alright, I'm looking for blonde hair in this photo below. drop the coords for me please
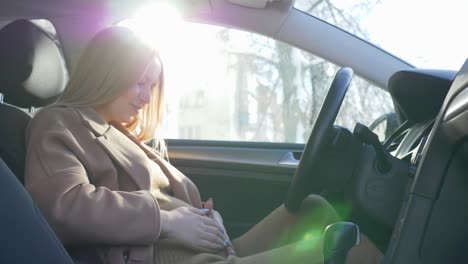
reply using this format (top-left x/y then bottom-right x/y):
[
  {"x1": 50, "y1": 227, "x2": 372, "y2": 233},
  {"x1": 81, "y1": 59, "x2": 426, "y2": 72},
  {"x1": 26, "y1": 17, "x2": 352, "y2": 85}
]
[{"x1": 57, "y1": 26, "x2": 167, "y2": 157}]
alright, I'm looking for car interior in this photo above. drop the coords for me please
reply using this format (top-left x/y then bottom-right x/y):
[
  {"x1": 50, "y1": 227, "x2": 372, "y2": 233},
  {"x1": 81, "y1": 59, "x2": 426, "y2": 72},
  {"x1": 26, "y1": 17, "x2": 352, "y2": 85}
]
[{"x1": 0, "y1": 0, "x2": 467, "y2": 263}]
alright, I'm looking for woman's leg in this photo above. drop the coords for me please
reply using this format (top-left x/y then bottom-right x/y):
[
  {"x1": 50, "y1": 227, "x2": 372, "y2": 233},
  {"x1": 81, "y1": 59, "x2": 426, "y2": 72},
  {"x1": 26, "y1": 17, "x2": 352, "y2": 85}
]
[
  {"x1": 232, "y1": 194, "x2": 340, "y2": 257},
  {"x1": 187, "y1": 195, "x2": 382, "y2": 264},
  {"x1": 346, "y1": 234, "x2": 382, "y2": 264},
  {"x1": 190, "y1": 241, "x2": 325, "y2": 264}
]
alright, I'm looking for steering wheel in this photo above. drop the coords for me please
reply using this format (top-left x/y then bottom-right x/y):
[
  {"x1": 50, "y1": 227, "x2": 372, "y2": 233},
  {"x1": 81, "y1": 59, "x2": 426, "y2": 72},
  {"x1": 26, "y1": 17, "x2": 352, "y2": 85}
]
[{"x1": 285, "y1": 67, "x2": 353, "y2": 212}]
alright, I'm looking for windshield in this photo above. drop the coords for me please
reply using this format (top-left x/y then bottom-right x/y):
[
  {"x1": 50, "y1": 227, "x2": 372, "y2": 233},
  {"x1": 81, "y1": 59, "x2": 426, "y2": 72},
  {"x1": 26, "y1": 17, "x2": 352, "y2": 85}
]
[{"x1": 294, "y1": 0, "x2": 468, "y2": 70}]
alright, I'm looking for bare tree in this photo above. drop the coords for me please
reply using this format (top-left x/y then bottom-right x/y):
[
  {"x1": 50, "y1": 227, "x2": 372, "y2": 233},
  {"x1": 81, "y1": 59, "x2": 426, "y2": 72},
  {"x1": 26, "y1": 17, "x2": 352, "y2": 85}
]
[{"x1": 219, "y1": 0, "x2": 389, "y2": 143}]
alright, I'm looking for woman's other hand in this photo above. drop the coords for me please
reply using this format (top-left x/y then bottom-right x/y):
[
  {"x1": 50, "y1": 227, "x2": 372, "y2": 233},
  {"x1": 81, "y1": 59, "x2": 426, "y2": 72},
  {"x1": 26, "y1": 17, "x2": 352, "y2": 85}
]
[{"x1": 159, "y1": 207, "x2": 226, "y2": 253}]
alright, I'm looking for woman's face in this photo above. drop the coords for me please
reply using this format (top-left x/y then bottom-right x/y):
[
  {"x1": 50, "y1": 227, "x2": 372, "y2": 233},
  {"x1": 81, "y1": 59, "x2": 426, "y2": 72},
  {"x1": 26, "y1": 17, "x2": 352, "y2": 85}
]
[{"x1": 98, "y1": 60, "x2": 162, "y2": 123}]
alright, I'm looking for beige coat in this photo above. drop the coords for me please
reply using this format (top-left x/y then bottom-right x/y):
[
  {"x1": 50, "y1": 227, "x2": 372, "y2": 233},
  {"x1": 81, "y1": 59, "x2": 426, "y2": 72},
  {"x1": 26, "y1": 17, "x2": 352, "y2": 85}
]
[{"x1": 24, "y1": 106, "x2": 205, "y2": 264}]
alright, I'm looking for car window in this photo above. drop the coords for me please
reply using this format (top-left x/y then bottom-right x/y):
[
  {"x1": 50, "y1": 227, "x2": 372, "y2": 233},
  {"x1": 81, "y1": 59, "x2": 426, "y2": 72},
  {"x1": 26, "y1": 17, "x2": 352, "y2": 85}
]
[
  {"x1": 123, "y1": 21, "x2": 397, "y2": 143},
  {"x1": 335, "y1": 75, "x2": 398, "y2": 141}
]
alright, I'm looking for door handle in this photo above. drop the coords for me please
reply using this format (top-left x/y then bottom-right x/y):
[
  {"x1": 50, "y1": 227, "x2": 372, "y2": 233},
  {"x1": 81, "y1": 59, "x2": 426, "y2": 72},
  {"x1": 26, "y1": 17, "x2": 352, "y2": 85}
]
[{"x1": 278, "y1": 152, "x2": 300, "y2": 167}]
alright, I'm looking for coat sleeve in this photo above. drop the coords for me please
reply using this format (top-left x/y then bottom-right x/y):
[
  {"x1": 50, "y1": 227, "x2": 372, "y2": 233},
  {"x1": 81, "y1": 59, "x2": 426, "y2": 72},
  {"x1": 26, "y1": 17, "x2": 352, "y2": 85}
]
[{"x1": 25, "y1": 120, "x2": 162, "y2": 246}]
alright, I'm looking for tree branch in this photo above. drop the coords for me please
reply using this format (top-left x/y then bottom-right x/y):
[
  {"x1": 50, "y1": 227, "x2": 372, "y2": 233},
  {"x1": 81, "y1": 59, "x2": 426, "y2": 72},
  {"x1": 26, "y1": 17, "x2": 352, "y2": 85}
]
[
  {"x1": 306, "y1": 0, "x2": 326, "y2": 13},
  {"x1": 326, "y1": 0, "x2": 368, "y2": 38},
  {"x1": 225, "y1": 49, "x2": 279, "y2": 66}
]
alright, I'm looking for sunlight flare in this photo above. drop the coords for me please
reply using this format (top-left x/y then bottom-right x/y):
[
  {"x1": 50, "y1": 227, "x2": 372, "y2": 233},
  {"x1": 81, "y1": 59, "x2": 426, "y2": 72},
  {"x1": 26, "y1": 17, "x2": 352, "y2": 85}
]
[{"x1": 119, "y1": 2, "x2": 182, "y2": 49}]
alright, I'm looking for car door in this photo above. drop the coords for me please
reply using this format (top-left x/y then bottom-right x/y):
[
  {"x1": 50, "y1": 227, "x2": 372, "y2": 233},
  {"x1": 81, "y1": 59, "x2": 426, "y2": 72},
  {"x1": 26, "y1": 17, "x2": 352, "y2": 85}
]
[{"x1": 168, "y1": 140, "x2": 300, "y2": 238}]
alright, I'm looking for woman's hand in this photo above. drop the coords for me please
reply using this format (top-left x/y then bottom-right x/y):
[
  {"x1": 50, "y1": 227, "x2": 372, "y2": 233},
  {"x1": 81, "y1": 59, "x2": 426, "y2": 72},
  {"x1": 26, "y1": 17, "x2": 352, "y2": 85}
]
[
  {"x1": 211, "y1": 210, "x2": 227, "y2": 234},
  {"x1": 159, "y1": 207, "x2": 226, "y2": 253},
  {"x1": 203, "y1": 198, "x2": 236, "y2": 256}
]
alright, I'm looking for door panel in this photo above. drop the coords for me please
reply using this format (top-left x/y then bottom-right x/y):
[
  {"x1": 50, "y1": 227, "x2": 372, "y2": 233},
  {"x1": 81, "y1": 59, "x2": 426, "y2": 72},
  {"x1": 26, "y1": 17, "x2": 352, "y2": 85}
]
[{"x1": 167, "y1": 139, "x2": 303, "y2": 239}]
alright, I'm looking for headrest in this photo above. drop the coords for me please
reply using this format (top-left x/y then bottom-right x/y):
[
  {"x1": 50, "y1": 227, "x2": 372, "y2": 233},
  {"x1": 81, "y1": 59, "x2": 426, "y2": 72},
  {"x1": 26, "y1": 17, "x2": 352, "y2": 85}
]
[
  {"x1": 388, "y1": 69, "x2": 456, "y2": 124},
  {"x1": 0, "y1": 19, "x2": 68, "y2": 107}
]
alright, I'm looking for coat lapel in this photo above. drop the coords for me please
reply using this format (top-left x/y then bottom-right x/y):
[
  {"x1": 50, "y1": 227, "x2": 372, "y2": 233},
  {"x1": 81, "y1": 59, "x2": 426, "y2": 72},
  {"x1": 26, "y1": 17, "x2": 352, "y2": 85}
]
[{"x1": 76, "y1": 107, "x2": 150, "y2": 190}]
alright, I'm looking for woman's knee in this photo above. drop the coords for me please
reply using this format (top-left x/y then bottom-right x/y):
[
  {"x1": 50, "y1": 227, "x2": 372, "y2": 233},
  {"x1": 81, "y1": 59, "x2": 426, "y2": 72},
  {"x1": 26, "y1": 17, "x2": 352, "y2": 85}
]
[
  {"x1": 301, "y1": 194, "x2": 331, "y2": 211},
  {"x1": 300, "y1": 194, "x2": 340, "y2": 222}
]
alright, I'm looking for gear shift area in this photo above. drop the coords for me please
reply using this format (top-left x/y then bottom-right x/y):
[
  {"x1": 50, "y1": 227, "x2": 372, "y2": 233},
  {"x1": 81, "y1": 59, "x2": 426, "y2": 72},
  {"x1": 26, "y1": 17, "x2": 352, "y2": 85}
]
[{"x1": 323, "y1": 222, "x2": 360, "y2": 264}]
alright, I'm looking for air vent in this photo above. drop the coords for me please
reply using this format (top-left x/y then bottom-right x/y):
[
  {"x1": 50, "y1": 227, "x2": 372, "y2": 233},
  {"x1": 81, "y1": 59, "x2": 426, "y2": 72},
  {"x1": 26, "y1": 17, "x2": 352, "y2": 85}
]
[{"x1": 387, "y1": 129, "x2": 409, "y2": 153}]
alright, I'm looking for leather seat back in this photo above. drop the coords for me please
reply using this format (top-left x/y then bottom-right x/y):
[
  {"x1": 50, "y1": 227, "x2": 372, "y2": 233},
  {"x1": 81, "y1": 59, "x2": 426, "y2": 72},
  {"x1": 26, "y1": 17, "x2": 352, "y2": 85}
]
[{"x1": 0, "y1": 157, "x2": 74, "y2": 263}]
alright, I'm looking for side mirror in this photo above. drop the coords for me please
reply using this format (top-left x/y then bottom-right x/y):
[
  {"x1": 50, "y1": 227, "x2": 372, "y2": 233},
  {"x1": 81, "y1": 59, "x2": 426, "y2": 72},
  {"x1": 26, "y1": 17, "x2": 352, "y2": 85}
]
[{"x1": 368, "y1": 112, "x2": 399, "y2": 141}]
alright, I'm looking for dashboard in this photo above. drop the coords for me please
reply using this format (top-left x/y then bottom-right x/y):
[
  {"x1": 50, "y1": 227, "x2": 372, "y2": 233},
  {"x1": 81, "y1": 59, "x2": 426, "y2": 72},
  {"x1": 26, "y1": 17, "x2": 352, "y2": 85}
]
[{"x1": 347, "y1": 68, "x2": 456, "y2": 251}]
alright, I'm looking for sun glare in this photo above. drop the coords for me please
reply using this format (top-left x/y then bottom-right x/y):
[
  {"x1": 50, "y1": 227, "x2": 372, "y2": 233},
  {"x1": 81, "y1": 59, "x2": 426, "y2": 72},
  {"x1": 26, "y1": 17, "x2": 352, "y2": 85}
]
[
  {"x1": 118, "y1": 2, "x2": 230, "y2": 138},
  {"x1": 119, "y1": 3, "x2": 182, "y2": 49},
  {"x1": 121, "y1": 2, "x2": 229, "y2": 90},
  {"x1": 119, "y1": 3, "x2": 226, "y2": 91}
]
